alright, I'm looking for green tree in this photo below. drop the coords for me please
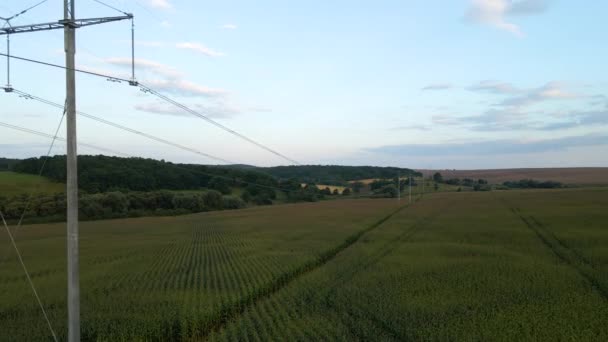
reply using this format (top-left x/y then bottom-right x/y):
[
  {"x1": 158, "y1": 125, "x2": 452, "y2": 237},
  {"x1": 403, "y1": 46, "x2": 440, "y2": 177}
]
[
  {"x1": 209, "y1": 177, "x2": 231, "y2": 194},
  {"x1": 203, "y1": 190, "x2": 223, "y2": 209},
  {"x1": 433, "y1": 172, "x2": 443, "y2": 183},
  {"x1": 351, "y1": 182, "x2": 364, "y2": 193}
]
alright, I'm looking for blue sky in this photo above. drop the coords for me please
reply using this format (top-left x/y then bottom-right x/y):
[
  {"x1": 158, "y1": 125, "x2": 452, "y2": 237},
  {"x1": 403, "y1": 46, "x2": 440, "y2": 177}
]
[{"x1": 1, "y1": 0, "x2": 607, "y2": 168}]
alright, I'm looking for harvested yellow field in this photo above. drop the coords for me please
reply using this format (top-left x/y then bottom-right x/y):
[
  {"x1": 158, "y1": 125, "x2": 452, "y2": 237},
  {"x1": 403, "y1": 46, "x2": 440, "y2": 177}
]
[{"x1": 300, "y1": 183, "x2": 348, "y2": 194}]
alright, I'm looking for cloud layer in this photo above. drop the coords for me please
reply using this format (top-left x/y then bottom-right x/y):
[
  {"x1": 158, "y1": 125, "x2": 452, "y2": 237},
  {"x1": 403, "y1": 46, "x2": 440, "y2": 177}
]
[
  {"x1": 176, "y1": 42, "x2": 225, "y2": 57},
  {"x1": 421, "y1": 83, "x2": 454, "y2": 91},
  {"x1": 143, "y1": 0, "x2": 172, "y2": 10},
  {"x1": 428, "y1": 80, "x2": 602, "y2": 132},
  {"x1": 466, "y1": 0, "x2": 552, "y2": 36},
  {"x1": 367, "y1": 134, "x2": 608, "y2": 157}
]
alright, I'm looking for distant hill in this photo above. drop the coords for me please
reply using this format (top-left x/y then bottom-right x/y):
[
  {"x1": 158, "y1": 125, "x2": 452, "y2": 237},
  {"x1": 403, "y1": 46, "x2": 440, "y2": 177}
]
[
  {"x1": 12, "y1": 155, "x2": 279, "y2": 194},
  {"x1": 8, "y1": 155, "x2": 422, "y2": 192},
  {"x1": 418, "y1": 168, "x2": 608, "y2": 186}
]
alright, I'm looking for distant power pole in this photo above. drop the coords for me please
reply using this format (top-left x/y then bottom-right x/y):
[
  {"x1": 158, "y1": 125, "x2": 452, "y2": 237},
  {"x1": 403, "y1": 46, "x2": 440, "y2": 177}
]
[
  {"x1": 422, "y1": 174, "x2": 425, "y2": 197},
  {"x1": 397, "y1": 172, "x2": 400, "y2": 203},
  {"x1": 409, "y1": 173, "x2": 412, "y2": 204},
  {"x1": 1, "y1": 2, "x2": 133, "y2": 340}
]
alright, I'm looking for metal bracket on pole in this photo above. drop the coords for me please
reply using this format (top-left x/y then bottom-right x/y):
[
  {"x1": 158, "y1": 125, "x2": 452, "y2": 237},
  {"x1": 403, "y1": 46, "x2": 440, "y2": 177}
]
[
  {"x1": 128, "y1": 16, "x2": 138, "y2": 86},
  {"x1": 2, "y1": 18, "x2": 13, "y2": 92}
]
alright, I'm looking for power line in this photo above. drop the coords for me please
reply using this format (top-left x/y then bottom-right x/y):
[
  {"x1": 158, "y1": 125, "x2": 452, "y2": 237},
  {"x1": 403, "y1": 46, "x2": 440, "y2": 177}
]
[
  {"x1": 139, "y1": 83, "x2": 302, "y2": 165},
  {"x1": 91, "y1": 0, "x2": 130, "y2": 16},
  {"x1": 8, "y1": 87, "x2": 234, "y2": 164},
  {"x1": 0, "y1": 120, "x2": 302, "y2": 194},
  {"x1": 0, "y1": 52, "x2": 131, "y2": 83},
  {"x1": 0, "y1": 0, "x2": 50, "y2": 22},
  {"x1": 0, "y1": 210, "x2": 58, "y2": 342},
  {"x1": 9, "y1": 100, "x2": 67, "y2": 247},
  {"x1": 0, "y1": 120, "x2": 130, "y2": 157},
  {"x1": 0, "y1": 52, "x2": 303, "y2": 165}
]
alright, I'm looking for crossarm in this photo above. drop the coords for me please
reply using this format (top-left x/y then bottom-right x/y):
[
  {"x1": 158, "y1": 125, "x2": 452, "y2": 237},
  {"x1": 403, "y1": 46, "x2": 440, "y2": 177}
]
[{"x1": 0, "y1": 15, "x2": 132, "y2": 35}]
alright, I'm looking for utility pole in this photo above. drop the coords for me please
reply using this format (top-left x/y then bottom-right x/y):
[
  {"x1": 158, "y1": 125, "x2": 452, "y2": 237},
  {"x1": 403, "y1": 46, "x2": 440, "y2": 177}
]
[
  {"x1": 409, "y1": 173, "x2": 412, "y2": 204},
  {"x1": 1, "y1": 3, "x2": 133, "y2": 340},
  {"x1": 64, "y1": 1, "x2": 79, "y2": 340},
  {"x1": 397, "y1": 172, "x2": 400, "y2": 203},
  {"x1": 422, "y1": 174, "x2": 425, "y2": 197}
]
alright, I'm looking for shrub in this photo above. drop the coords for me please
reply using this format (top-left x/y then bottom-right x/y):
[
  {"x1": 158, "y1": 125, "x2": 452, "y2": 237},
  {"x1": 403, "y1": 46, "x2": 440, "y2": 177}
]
[{"x1": 223, "y1": 196, "x2": 246, "y2": 209}]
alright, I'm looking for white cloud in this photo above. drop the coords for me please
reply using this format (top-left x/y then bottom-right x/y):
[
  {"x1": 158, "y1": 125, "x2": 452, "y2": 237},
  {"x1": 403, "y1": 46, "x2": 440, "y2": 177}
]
[
  {"x1": 77, "y1": 64, "x2": 129, "y2": 80},
  {"x1": 390, "y1": 125, "x2": 432, "y2": 131},
  {"x1": 136, "y1": 100, "x2": 240, "y2": 118},
  {"x1": 160, "y1": 20, "x2": 171, "y2": 28},
  {"x1": 135, "y1": 102, "x2": 191, "y2": 117},
  {"x1": 435, "y1": 80, "x2": 596, "y2": 131},
  {"x1": 467, "y1": 0, "x2": 522, "y2": 36},
  {"x1": 221, "y1": 24, "x2": 238, "y2": 30},
  {"x1": 143, "y1": 0, "x2": 172, "y2": 10},
  {"x1": 105, "y1": 57, "x2": 183, "y2": 79},
  {"x1": 499, "y1": 82, "x2": 579, "y2": 107},
  {"x1": 508, "y1": 0, "x2": 551, "y2": 15},
  {"x1": 421, "y1": 83, "x2": 454, "y2": 91},
  {"x1": 466, "y1": 0, "x2": 552, "y2": 36},
  {"x1": 144, "y1": 79, "x2": 226, "y2": 97},
  {"x1": 176, "y1": 42, "x2": 225, "y2": 57},
  {"x1": 468, "y1": 80, "x2": 520, "y2": 94}
]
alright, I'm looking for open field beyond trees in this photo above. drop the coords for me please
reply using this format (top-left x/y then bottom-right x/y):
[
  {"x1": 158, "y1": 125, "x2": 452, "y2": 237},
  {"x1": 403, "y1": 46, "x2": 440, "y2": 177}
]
[
  {"x1": 0, "y1": 171, "x2": 64, "y2": 197},
  {"x1": 1, "y1": 189, "x2": 607, "y2": 340}
]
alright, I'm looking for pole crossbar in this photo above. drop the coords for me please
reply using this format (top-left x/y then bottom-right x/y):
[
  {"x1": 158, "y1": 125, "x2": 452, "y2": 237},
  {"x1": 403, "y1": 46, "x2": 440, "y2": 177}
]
[{"x1": 0, "y1": 15, "x2": 132, "y2": 35}]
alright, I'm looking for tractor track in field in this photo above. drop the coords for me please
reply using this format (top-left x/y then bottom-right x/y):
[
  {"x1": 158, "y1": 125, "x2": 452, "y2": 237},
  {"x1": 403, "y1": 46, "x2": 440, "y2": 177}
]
[
  {"x1": 193, "y1": 200, "x2": 417, "y2": 340},
  {"x1": 318, "y1": 199, "x2": 452, "y2": 341},
  {"x1": 503, "y1": 201, "x2": 608, "y2": 301}
]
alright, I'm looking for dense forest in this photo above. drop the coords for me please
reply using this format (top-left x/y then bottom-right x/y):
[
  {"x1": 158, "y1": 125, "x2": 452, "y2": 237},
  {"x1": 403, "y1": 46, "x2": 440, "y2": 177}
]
[
  {"x1": 0, "y1": 158, "x2": 19, "y2": 171},
  {"x1": 259, "y1": 165, "x2": 422, "y2": 185},
  {"x1": 11, "y1": 155, "x2": 424, "y2": 191},
  {"x1": 13, "y1": 155, "x2": 280, "y2": 194}
]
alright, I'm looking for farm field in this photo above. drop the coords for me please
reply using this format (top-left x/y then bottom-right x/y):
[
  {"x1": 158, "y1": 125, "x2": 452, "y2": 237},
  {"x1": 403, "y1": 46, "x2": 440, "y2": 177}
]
[
  {"x1": 1, "y1": 189, "x2": 607, "y2": 340},
  {"x1": 0, "y1": 171, "x2": 64, "y2": 197},
  {"x1": 0, "y1": 198, "x2": 400, "y2": 340},
  {"x1": 418, "y1": 167, "x2": 608, "y2": 186}
]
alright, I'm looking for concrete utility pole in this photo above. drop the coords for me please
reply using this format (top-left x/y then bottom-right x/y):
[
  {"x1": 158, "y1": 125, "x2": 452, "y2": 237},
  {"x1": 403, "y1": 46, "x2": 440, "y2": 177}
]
[
  {"x1": 1, "y1": 2, "x2": 133, "y2": 340},
  {"x1": 64, "y1": 1, "x2": 79, "y2": 340}
]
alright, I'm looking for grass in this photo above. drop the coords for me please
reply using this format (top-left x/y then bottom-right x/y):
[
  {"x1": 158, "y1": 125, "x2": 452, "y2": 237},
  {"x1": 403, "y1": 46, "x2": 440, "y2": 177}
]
[
  {"x1": 0, "y1": 171, "x2": 64, "y2": 197},
  {"x1": 1, "y1": 189, "x2": 607, "y2": 340}
]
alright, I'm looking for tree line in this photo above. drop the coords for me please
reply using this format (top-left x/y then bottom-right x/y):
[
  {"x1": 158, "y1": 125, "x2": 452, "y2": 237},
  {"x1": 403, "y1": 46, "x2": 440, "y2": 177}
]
[
  {"x1": 0, "y1": 190, "x2": 246, "y2": 223},
  {"x1": 502, "y1": 179, "x2": 562, "y2": 189},
  {"x1": 259, "y1": 165, "x2": 422, "y2": 186},
  {"x1": 13, "y1": 155, "x2": 279, "y2": 194},
  {"x1": 0, "y1": 158, "x2": 19, "y2": 171}
]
